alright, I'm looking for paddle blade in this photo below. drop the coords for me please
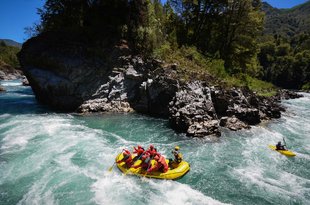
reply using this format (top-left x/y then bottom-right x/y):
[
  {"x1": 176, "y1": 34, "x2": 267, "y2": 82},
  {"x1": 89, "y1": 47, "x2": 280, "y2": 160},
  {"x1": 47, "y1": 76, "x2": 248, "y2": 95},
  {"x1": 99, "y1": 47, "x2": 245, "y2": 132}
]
[{"x1": 108, "y1": 162, "x2": 115, "y2": 172}]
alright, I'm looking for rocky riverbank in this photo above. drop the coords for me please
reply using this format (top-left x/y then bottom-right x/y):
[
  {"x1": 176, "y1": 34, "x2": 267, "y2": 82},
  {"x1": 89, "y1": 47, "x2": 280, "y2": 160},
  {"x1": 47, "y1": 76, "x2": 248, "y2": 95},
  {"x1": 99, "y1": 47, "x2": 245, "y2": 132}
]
[
  {"x1": 0, "y1": 61, "x2": 23, "y2": 80},
  {"x1": 18, "y1": 33, "x2": 302, "y2": 138}
]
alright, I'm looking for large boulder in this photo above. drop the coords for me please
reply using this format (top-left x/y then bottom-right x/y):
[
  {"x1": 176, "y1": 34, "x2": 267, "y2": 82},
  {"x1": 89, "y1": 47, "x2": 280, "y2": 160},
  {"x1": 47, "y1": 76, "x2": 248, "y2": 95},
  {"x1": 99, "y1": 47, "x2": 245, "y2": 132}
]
[
  {"x1": 18, "y1": 33, "x2": 117, "y2": 111},
  {"x1": 18, "y1": 33, "x2": 149, "y2": 112},
  {"x1": 18, "y1": 32, "x2": 178, "y2": 116},
  {"x1": 169, "y1": 81, "x2": 220, "y2": 137}
]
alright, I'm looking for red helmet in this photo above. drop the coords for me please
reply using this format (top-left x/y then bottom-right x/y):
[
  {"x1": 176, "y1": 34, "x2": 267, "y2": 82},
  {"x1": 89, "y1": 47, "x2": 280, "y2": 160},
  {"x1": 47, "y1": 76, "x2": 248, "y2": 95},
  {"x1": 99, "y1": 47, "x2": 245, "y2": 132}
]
[
  {"x1": 142, "y1": 155, "x2": 147, "y2": 161},
  {"x1": 138, "y1": 145, "x2": 142, "y2": 149},
  {"x1": 150, "y1": 144, "x2": 154, "y2": 149},
  {"x1": 154, "y1": 155, "x2": 159, "y2": 161}
]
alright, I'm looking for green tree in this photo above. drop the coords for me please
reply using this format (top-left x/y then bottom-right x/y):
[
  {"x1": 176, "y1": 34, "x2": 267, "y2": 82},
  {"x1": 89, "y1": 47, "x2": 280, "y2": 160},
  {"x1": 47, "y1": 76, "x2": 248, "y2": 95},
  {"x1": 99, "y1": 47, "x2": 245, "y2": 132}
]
[{"x1": 168, "y1": 0, "x2": 264, "y2": 75}]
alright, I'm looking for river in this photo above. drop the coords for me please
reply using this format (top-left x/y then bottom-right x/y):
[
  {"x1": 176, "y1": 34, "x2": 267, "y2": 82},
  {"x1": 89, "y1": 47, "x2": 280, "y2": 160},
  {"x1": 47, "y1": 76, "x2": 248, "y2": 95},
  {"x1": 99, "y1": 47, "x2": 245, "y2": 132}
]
[{"x1": 0, "y1": 80, "x2": 309, "y2": 205}]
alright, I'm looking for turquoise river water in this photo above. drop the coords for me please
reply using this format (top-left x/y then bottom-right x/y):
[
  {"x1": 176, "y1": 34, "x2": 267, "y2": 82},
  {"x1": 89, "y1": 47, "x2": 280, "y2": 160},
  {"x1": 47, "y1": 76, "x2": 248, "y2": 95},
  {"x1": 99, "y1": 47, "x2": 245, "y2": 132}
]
[{"x1": 0, "y1": 80, "x2": 309, "y2": 205}]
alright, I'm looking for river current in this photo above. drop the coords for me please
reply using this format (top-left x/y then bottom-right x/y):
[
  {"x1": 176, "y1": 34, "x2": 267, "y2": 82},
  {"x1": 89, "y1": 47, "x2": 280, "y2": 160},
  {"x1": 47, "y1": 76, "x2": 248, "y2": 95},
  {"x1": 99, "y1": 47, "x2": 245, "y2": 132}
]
[{"x1": 0, "y1": 80, "x2": 309, "y2": 205}]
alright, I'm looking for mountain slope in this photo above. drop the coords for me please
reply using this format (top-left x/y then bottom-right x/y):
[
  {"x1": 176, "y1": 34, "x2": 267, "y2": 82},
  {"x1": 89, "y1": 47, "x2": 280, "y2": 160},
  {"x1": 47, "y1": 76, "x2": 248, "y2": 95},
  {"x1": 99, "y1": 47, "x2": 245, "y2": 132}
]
[
  {"x1": 263, "y1": 1, "x2": 310, "y2": 38},
  {"x1": 259, "y1": 1, "x2": 310, "y2": 89},
  {"x1": 0, "y1": 39, "x2": 22, "y2": 48}
]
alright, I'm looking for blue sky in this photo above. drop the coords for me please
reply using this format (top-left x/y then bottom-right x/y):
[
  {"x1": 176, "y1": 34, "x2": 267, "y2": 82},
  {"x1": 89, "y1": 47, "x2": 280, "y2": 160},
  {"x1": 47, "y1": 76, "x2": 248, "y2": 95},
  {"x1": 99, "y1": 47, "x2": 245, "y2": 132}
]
[
  {"x1": 0, "y1": 0, "x2": 45, "y2": 43},
  {"x1": 0, "y1": 0, "x2": 308, "y2": 43}
]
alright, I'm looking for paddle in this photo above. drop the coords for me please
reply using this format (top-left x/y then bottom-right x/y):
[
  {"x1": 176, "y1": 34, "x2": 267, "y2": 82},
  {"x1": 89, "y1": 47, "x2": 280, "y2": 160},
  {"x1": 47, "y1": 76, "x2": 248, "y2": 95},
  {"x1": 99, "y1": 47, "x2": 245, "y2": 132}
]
[
  {"x1": 108, "y1": 162, "x2": 116, "y2": 172},
  {"x1": 124, "y1": 151, "x2": 145, "y2": 176},
  {"x1": 143, "y1": 155, "x2": 155, "y2": 177},
  {"x1": 108, "y1": 149, "x2": 125, "y2": 172}
]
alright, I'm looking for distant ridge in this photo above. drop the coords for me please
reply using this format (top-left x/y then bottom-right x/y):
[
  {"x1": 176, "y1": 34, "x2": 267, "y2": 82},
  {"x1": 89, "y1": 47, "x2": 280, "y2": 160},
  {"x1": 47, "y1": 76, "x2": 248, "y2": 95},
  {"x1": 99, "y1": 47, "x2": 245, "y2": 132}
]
[
  {"x1": 0, "y1": 39, "x2": 22, "y2": 48},
  {"x1": 262, "y1": 1, "x2": 310, "y2": 38}
]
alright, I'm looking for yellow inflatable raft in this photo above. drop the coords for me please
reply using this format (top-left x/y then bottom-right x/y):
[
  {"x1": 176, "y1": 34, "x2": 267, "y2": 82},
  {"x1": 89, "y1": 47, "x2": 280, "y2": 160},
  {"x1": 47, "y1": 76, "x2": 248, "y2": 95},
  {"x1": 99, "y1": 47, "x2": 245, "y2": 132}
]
[
  {"x1": 115, "y1": 153, "x2": 190, "y2": 180},
  {"x1": 268, "y1": 145, "x2": 296, "y2": 157}
]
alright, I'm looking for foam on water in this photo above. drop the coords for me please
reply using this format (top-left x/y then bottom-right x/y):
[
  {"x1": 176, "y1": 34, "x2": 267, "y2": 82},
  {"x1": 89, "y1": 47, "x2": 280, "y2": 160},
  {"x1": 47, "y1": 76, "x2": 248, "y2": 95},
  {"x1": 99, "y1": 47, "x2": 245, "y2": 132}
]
[
  {"x1": 92, "y1": 174, "x2": 230, "y2": 205},
  {"x1": 230, "y1": 104, "x2": 310, "y2": 204},
  {"x1": 0, "y1": 80, "x2": 22, "y2": 86}
]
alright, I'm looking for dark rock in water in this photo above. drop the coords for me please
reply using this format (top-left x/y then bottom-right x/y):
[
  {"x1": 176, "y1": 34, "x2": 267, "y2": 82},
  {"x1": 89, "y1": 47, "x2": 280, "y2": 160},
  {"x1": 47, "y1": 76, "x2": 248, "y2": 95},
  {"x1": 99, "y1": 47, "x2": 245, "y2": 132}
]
[
  {"x1": 18, "y1": 32, "x2": 177, "y2": 115},
  {"x1": 220, "y1": 116, "x2": 250, "y2": 131},
  {"x1": 229, "y1": 106, "x2": 260, "y2": 125},
  {"x1": 277, "y1": 89, "x2": 303, "y2": 100},
  {"x1": 169, "y1": 81, "x2": 220, "y2": 137},
  {"x1": 78, "y1": 99, "x2": 133, "y2": 113},
  {"x1": 0, "y1": 71, "x2": 5, "y2": 80},
  {"x1": 212, "y1": 87, "x2": 261, "y2": 124},
  {"x1": 18, "y1": 33, "x2": 135, "y2": 111},
  {"x1": 21, "y1": 76, "x2": 30, "y2": 86},
  {"x1": 209, "y1": 86, "x2": 288, "y2": 131},
  {"x1": 0, "y1": 86, "x2": 5, "y2": 92},
  {"x1": 257, "y1": 96, "x2": 283, "y2": 120}
]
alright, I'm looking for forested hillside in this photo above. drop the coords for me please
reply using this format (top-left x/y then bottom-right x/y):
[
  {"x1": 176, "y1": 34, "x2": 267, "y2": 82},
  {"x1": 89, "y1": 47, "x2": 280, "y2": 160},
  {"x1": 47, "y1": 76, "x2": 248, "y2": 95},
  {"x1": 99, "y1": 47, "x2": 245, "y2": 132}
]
[
  {"x1": 259, "y1": 1, "x2": 310, "y2": 89},
  {"x1": 263, "y1": 1, "x2": 310, "y2": 38},
  {"x1": 0, "y1": 41, "x2": 20, "y2": 68},
  {"x1": 25, "y1": 0, "x2": 309, "y2": 90},
  {"x1": 0, "y1": 40, "x2": 22, "y2": 80}
]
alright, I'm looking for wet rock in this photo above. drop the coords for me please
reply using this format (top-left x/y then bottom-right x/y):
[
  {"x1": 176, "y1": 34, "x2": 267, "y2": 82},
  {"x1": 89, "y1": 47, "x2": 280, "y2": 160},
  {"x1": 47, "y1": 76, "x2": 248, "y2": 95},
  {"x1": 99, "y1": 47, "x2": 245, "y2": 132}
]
[
  {"x1": 277, "y1": 89, "x2": 303, "y2": 100},
  {"x1": 78, "y1": 98, "x2": 133, "y2": 113},
  {"x1": 220, "y1": 116, "x2": 250, "y2": 131},
  {"x1": 0, "y1": 68, "x2": 23, "y2": 80},
  {"x1": 125, "y1": 65, "x2": 143, "y2": 80},
  {"x1": 130, "y1": 68, "x2": 179, "y2": 117},
  {"x1": 21, "y1": 76, "x2": 30, "y2": 86},
  {"x1": 187, "y1": 120, "x2": 220, "y2": 137},
  {"x1": 18, "y1": 33, "x2": 139, "y2": 111},
  {"x1": 169, "y1": 81, "x2": 220, "y2": 137},
  {"x1": 0, "y1": 86, "x2": 5, "y2": 92},
  {"x1": 229, "y1": 106, "x2": 260, "y2": 125},
  {"x1": 0, "y1": 71, "x2": 5, "y2": 80},
  {"x1": 212, "y1": 87, "x2": 282, "y2": 125}
]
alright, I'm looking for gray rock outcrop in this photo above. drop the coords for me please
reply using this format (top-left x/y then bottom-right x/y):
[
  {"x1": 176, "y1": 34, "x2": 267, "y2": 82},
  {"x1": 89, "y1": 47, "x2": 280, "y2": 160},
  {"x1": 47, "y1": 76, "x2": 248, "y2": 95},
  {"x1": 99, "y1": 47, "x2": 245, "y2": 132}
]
[
  {"x1": 169, "y1": 81, "x2": 220, "y2": 137},
  {"x1": 18, "y1": 32, "x2": 301, "y2": 138}
]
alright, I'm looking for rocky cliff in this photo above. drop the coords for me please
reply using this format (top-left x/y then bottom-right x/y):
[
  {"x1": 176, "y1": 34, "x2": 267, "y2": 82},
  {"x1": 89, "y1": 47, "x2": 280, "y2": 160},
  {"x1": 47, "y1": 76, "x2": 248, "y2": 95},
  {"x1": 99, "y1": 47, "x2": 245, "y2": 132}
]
[{"x1": 18, "y1": 33, "x2": 301, "y2": 138}]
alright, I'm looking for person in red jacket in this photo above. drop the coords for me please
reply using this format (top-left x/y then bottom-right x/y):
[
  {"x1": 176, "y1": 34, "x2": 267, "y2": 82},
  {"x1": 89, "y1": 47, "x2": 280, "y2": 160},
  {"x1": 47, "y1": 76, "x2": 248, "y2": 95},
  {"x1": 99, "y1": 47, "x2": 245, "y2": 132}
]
[
  {"x1": 147, "y1": 154, "x2": 168, "y2": 173},
  {"x1": 116, "y1": 149, "x2": 133, "y2": 168},
  {"x1": 133, "y1": 145, "x2": 145, "y2": 161},
  {"x1": 146, "y1": 144, "x2": 157, "y2": 158},
  {"x1": 131, "y1": 153, "x2": 150, "y2": 170}
]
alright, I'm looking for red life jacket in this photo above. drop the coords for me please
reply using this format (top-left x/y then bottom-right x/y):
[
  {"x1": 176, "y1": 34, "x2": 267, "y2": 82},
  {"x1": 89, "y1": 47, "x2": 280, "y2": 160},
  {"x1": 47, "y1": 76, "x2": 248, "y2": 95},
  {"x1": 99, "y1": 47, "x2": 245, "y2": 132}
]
[
  {"x1": 158, "y1": 155, "x2": 168, "y2": 173},
  {"x1": 146, "y1": 147, "x2": 157, "y2": 157},
  {"x1": 124, "y1": 155, "x2": 133, "y2": 167},
  {"x1": 147, "y1": 155, "x2": 168, "y2": 173},
  {"x1": 117, "y1": 150, "x2": 133, "y2": 167},
  {"x1": 134, "y1": 146, "x2": 145, "y2": 156}
]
